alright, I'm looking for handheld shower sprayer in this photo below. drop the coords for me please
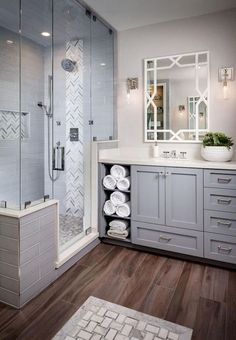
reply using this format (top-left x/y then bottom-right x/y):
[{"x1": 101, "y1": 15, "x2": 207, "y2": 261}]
[
  {"x1": 37, "y1": 98, "x2": 59, "y2": 182},
  {"x1": 37, "y1": 75, "x2": 59, "y2": 183},
  {"x1": 37, "y1": 101, "x2": 52, "y2": 118},
  {"x1": 37, "y1": 101, "x2": 46, "y2": 110}
]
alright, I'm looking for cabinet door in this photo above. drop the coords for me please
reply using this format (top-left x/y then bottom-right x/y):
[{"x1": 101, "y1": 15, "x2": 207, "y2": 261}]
[
  {"x1": 131, "y1": 166, "x2": 165, "y2": 224},
  {"x1": 166, "y1": 167, "x2": 203, "y2": 230}
]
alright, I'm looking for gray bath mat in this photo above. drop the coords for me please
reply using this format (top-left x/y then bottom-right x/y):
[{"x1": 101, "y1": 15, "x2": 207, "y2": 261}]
[{"x1": 53, "y1": 296, "x2": 192, "y2": 340}]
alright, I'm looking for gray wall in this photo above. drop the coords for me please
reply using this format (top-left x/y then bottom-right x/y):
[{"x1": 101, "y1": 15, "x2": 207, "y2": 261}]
[{"x1": 117, "y1": 9, "x2": 236, "y2": 148}]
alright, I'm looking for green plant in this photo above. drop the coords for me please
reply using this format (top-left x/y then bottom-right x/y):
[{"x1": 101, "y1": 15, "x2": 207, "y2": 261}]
[{"x1": 203, "y1": 132, "x2": 234, "y2": 150}]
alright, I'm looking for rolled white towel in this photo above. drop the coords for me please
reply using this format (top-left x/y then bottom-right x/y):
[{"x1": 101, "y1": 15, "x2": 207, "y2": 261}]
[
  {"x1": 110, "y1": 191, "x2": 129, "y2": 206},
  {"x1": 109, "y1": 219, "x2": 129, "y2": 231},
  {"x1": 103, "y1": 200, "x2": 116, "y2": 215},
  {"x1": 117, "y1": 176, "x2": 131, "y2": 191},
  {"x1": 110, "y1": 165, "x2": 130, "y2": 180},
  {"x1": 103, "y1": 175, "x2": 117, "y2": 190},
  {"x1": 116, "y1": 201, "x2": 131, "y2": 217},
  {"x1": 107, "y1": 228, "x2": 130, "y2": 240}
]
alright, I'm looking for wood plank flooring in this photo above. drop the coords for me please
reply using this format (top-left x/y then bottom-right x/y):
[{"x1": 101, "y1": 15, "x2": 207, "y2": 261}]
[{"x1": 0, "y1": 243, "x2": 235, "y2": 340}]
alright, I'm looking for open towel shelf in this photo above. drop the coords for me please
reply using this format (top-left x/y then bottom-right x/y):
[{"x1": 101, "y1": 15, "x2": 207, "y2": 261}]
[
  {"x1": 103, "y1": 187, "x2": 131, "y2": 193},
  {"x1": 103, "y1": 213, "x2": 131, "y2": 220},
  {"x1": 105, "y1": 235, "x2": 131, "y2": 243}
]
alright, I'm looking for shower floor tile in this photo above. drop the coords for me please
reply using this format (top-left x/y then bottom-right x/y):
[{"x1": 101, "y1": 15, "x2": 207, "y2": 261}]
[{"x1": 59, "y1": 215, "x2": 84, "y2": 248}]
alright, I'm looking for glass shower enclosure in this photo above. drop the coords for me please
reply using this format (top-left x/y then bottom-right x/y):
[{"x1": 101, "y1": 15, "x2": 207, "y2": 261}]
[{"x1": 0, "y1": 0, "x2": 115, "y2": 255}]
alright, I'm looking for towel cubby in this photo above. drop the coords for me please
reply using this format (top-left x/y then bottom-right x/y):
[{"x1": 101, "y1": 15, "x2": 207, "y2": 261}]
[{"x1": 99, "y1": 163, "x2": 131, "y2": 242}]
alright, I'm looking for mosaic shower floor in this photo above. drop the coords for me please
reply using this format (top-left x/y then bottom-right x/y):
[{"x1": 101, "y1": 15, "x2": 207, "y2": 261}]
[
  {"x1": 59, "y1": 215, "x2": 84, "y2": 248},
  {"x1": 53, "y1": 296, "x2": 192, "y2": 340}
]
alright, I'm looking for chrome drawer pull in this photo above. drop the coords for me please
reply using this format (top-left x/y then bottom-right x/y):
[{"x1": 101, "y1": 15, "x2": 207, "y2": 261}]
[
  {"x1": 217, "y1": 220, "x2": 232, "y2": 227},
  {"x1": 159, "y1": 235, "x2": 172, "y2": 242},
  {"x1": 217, "y1": 177, "x2": 232, "y2": 184},
  {"x1": 218, "y1": 245, "x2": 232, "y2": 253},
  {"x1": 217, "y1": 198, "x2": 232, "y2": 205}
]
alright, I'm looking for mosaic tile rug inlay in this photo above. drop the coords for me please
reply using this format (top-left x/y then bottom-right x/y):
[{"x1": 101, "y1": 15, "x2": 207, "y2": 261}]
[{"x1": 53, "y1": 296, "x2": 192, "y2": 340}]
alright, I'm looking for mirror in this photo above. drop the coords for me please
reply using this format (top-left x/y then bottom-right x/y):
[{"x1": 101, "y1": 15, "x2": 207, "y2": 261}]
[{"x1": 144, "y1": 51, "x2": 209, "y2": 142}]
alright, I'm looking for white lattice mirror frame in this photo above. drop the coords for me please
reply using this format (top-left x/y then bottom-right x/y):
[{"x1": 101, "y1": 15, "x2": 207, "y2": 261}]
[{"x1": 144, "y1": 51, "x2": 210, "y2": 143}]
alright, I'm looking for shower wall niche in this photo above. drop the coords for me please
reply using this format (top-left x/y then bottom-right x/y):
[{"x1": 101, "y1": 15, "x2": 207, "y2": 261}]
[{"x1": 0, "y1": 0, "x2": 115, "y2": 251}]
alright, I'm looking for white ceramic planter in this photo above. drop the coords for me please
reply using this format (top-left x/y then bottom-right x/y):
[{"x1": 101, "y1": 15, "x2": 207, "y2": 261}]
[{"x1": 201, "y1": 146, "x2": 234, "y2": 162}]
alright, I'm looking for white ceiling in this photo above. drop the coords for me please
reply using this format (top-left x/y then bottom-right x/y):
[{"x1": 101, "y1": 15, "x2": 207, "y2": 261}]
[{"x1": 82, "y1": 0, "x2": 236, "y2": 31}]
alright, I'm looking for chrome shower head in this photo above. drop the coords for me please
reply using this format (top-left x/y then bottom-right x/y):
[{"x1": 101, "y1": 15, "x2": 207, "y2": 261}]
[{"x1": 61, "y1": 58, "x2": 76, "y2": 72}]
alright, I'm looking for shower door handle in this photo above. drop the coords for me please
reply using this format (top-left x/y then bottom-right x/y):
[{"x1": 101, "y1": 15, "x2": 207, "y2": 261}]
[{"x1": 53, "y1": 146, "x2": 65, "y2": 171}]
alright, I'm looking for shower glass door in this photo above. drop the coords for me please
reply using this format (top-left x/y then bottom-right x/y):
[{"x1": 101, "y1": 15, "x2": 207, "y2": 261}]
[
  {"x1": 0, "y1": 0, "x2": 21, "y2": 210},
  {"x1": 52, "y1": 0, "x2": 92, "y2": 252},
  {"x1": 21, "y1": 0, "x2": 53, "y2": 208}
]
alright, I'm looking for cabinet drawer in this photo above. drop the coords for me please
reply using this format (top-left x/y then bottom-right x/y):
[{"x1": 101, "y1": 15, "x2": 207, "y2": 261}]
[
  {"x1": 204, "y1": 233, "x2": 236, "y2": 264},
  {"x1": 132, "y1": 221, "x2": 203, "y2": 257},
  {"x1": 204, "y1": 169, "x2": 236, "y2": 190},
  {"x1": 204, "y1": 188, "x2": 236, "y2": 213},
  {"x1": 204, "y1": 211, "x2": 236, "y2": 236}
]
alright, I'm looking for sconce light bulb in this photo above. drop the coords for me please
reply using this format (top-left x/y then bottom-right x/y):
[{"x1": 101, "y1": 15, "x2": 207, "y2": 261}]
[{"x1": 223, "y1": 83, "x2": 228, "y2": 100}]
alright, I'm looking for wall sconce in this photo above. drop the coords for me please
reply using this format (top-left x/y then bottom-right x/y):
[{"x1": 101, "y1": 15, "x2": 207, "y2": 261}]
[
  {"x1": 178, "y1": 105, "x2": 185, "y2": 114},
  {"x1": 127, "y1": 78, "x2": 138, "y2": 97},
  {"x1": 219, "y1": 67, "x2": 234, "y2": 99}
]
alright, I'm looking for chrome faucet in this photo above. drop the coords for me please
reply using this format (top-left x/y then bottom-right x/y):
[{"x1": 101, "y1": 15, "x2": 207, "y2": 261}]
[
  {"x1": 170, "y1": 150, "x2": 177, "y2": 158},
  {"x1": 179, "y1": 151, "x2": 187, "y2": 159}
]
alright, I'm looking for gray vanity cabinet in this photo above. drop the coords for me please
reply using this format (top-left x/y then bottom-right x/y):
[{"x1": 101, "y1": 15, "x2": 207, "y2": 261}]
[
  {"x1": 166, "y1": 168, "x2": 203, "y2": 231},
  {"x1": 100, "y1": 162, "x2": 236, "y2": 266},
  {"x1": 131, "y1": 166, "x2": 165, "y2": 224}
]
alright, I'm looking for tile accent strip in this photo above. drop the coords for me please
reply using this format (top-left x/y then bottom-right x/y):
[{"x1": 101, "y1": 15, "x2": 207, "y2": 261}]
[{"x1": 65, "y1": 39, "x2": 84, "y2": 223}]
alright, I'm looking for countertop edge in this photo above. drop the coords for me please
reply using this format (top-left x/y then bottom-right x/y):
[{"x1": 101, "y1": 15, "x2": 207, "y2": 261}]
[{"x1": 99, "y1": 158, "x2": 236, "y2": 170}]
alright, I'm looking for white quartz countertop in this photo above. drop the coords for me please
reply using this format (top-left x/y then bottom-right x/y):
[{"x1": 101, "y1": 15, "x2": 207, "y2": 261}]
[
  {"x1": 99, "y1": 156, "x2": 236, "y2": 170},
  {"x1": 0, "y1": 199, "x2": 58, "y2": 218}
]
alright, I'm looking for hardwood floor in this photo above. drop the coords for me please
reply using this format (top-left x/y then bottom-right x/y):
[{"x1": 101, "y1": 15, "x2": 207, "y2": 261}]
[{"x1": 0, "y1": 243, "x2": 235, "y2": 340}]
